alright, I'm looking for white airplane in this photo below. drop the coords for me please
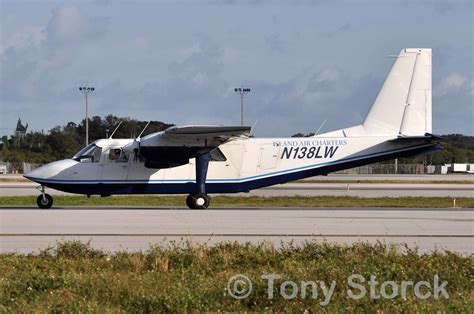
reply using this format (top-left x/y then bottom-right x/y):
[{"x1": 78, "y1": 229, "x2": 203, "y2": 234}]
[{"x1": 25, "y1": 48, "x2": 443, "y2": 209}]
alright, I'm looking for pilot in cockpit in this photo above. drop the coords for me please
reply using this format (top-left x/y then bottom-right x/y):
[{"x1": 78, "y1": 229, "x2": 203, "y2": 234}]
[{"x1": 108, "y1": 148, "x2": 121, "y2": 161}]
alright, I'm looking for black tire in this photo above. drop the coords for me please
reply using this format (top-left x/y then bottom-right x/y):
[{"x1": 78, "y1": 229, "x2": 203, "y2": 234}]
[
  {"x1": 186, "y1": 194, "x2": 194, "y2": 209},
  {"x1": 187, "y1": 193, "x2": 210, "y2": 209},
  {"x1": 37, "y1": 194, "x2": 53, "y2": 209}
]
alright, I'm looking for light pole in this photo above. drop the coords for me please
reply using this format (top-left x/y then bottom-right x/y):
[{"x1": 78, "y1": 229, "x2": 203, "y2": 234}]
[
  {"x1": 79, "y1": 85, "x2": 95, "y2": 145},
  {"x1": 234, "y1": 87, "x2": 251, "y2": 126}
]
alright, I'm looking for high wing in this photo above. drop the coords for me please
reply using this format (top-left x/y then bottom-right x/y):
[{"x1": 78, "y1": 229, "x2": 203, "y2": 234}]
[
  {"x1": 160, "y1": 125, "x2": 251, "y2": 145},
  {"x1": 125, "y1": 125, "x2": 251, "y2": 168}
]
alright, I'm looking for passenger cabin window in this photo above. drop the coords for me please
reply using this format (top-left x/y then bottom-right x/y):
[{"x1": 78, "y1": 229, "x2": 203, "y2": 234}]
[
  {"x1": 108, "y1": 148, "x2": 129, "y2": 163},
  {"x1": 72, "y1": 143, "x2": 102, "y2": 163}
]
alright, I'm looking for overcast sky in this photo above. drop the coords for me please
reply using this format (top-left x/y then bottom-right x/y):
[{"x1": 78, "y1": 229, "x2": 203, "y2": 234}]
[{"x1": 1, "y1": 0, "x2": 473, "y2": 137}]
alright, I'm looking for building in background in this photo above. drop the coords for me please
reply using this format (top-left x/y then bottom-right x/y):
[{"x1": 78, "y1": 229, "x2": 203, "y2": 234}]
[{"x1": 14, "y1": 118, "x2": 28, "y2": 147}]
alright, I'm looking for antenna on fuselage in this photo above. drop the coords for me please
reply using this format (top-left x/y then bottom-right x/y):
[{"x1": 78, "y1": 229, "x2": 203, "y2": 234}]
[
  {"x1": 137, "y1": 121, "x2": 151, "y2": 139},
  {"x1": 315, "y1": 118, "x2": 327, "y2": 136},
  {"x1": 109, "y1": 121, "x2": 123, "y2": 139}
]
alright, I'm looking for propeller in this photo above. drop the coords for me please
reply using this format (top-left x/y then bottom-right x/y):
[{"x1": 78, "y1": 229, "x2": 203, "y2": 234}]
[
  {"x1": 132, "y1": 137, "x2": 141, "y2": 162},
  {"x1": 123, "y1": 121, "x2": 151, "y2": 162},
  {"x1": 133, "y1": 139, "x2": 142, "y2": 162},
  {"x1": 123, "y1": 137, "x2": 141, "y2": 161}
]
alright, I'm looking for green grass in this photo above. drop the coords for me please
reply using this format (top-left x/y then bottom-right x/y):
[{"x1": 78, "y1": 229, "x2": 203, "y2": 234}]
[
  {"x1": 1, "y1": 195, "x2": 473, "y2": 208},
  {"x1": 0, "y1": 241, "x2": 472, "y2": 312},
  {"x1": 0, "y1": 178, "x2": 29, "y2": 182}
]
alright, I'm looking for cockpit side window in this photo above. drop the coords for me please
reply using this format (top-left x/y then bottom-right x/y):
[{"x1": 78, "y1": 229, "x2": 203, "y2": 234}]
[
  {"x1": 108, "y1": 148, "x2": 129, "y2": 163},
  {"x1": 72, "y1": 143, "x2": 102, "y2": 163},
  {"x1": 93, "y1": 147, "x2": 103, "y2": 162}
]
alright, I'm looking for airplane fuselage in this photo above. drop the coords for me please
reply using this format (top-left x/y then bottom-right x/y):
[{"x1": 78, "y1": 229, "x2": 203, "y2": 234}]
[{"x1": 25, "y1": 135, "x2": 440, "y2": 196}]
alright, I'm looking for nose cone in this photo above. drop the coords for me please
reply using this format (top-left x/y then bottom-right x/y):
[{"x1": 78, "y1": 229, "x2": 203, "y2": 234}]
[{"x1": 24, "y1": 159, "x2": 77, "y2": 182}]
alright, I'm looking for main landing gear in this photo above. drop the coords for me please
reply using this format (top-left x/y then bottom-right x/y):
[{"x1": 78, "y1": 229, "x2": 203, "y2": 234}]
[
  {"x1": 186, "y1": 152, "x2": 211, "y2": 210},
  {"x1": 36, "y1": 185, "x2": 53, "y2": 209},
  {"x1": 186, "y1": 193, "x2": 210, "y2": 210}
]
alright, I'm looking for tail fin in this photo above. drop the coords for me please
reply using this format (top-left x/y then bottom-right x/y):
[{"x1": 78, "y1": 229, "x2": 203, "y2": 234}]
[{"x1": 363, "y1": 48, "x2": 432, "y2": 136}]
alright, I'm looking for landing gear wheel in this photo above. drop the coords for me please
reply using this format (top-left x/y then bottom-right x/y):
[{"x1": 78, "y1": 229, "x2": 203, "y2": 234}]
[
  {"x1": 186, "y1": 194, "x2": 194, "y2": 209},
  {"x1": 187, "y1": 193, "x2": 210, "y2": 209},
  {"x1": 37, "y1": 194, "x2": 53, "y2": 209}
]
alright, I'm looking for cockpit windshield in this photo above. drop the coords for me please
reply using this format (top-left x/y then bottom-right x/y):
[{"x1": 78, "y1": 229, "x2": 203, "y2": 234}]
[{"x1": 72, "y1": 143, "x2": 102, "y2": 162}]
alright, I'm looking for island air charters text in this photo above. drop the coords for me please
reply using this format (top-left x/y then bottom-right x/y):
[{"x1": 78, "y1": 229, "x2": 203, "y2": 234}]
[{"x1": 273, "y1": 139, "x2": 347, "y2": 160}]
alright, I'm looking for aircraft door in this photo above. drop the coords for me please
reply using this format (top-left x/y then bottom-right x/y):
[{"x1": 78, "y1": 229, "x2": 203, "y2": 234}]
[
  {"x1": 68, "y1": 143, "x2": 103, "y2": 181},
  {"x1": 100, "y1": 147, "x2": 130, "y2": 181},
  {"x1": 257, "y1": 143, "x2": 280, "y2": 172}
]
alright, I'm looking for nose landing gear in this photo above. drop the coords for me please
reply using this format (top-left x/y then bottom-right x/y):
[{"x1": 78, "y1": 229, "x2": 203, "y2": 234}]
[{"x1": 36, "y1": 185, "x2": 53, "y2": 209}]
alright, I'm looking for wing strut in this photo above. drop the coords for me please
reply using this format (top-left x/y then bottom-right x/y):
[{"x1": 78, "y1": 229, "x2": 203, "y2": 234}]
[
  {"x1": 196, "y1": 152, "x2": 210, "y2": 195},
  {"x1": 187, "y1": 152, "x2": 211, "y2": 209}
]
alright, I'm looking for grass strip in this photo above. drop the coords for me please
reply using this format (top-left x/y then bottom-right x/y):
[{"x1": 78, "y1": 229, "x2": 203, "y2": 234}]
[
  {"x1": 0, "y1": 195, "x2": 473, "y2": 208},
  {"x1": 0, "y1": 178, "x2": 30, "y2": 183},
  {"x1": 0, "y1": 240, "x2": 471, "y2": 312}
]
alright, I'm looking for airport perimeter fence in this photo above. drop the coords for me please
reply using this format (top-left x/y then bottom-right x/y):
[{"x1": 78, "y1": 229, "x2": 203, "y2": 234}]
[
  {"x1": 0, "y1": 161, "x2": 41, "y2": 174},
  {"x1": 335, "y1": 164, "x2": 437, "y2": 175}
]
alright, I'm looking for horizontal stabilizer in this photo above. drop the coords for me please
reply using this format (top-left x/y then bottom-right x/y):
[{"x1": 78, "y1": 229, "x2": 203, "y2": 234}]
[{"x1": 389, "y1": 133, "x2": 445, "y2": 143}]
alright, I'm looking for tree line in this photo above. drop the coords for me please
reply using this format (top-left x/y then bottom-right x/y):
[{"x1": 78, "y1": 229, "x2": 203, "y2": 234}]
[
  {"x1": 417, "y1": 134, "x2": 474, "y2": 165},
  {"x1": 0, "y1": 115, "x2": 173, "y2": 164}
]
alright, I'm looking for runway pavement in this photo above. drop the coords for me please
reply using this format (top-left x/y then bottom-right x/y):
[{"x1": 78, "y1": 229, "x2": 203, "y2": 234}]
[
  {"x1": 1, "y1": 207, "x2": 472, "y2": 255},
  {"x1": 1, "y1": 182, "x2": 473, "y2": 197},
  {"x1": 255, "y1": 183, "x2": 473, "y2": 197}
]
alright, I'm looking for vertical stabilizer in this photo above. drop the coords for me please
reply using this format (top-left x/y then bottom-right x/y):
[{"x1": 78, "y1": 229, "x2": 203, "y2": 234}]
[{"x1": 363, "y1": 48, "x2": 432, "y2": 136}]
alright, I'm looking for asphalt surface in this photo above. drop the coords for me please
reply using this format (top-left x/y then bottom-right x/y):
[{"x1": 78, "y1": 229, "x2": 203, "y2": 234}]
[
  {"x1": 1, "y1": 207, "x2": 472, "y2": 254},
  {"x1": 1, "y1": 182, "x2": 473, "y2": 197},
  {"x1": 255, "y1": 183, "x2": 473, "y2": 197}
]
